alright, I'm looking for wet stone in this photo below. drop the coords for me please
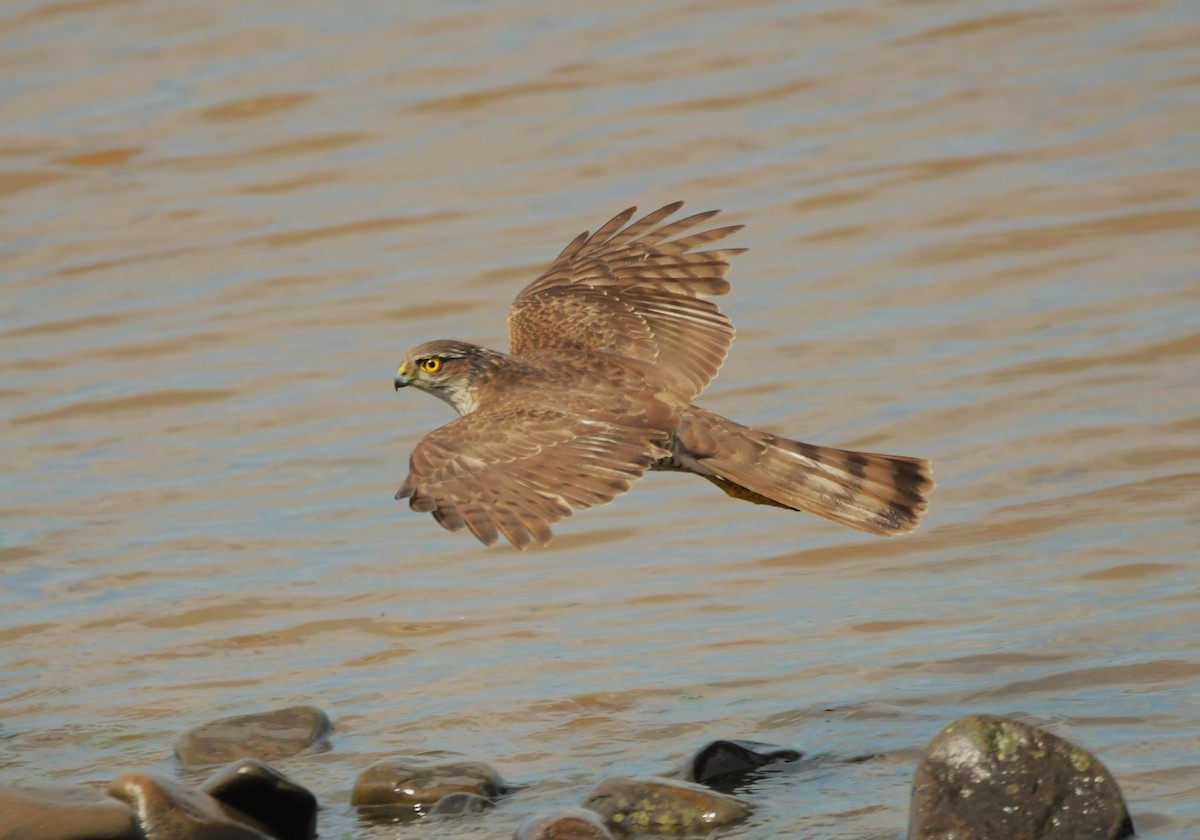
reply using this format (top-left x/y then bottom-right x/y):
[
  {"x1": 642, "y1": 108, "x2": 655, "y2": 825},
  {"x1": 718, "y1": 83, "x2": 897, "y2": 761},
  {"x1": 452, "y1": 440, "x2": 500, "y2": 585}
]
[
  {"x1": 352, "y1": 755, "x2": 503, "y2": 822},
  {"x1": 107, "y1": 772, "x2": 276, "y2": 839},
  {"x1": 583, "y1": 776, "x2": 752, "y2": 835},
  {"x1": 428, "y1": 790, "x2": 495, "y2": 816},
  {"x1": 908, "y1": 714, "x2": 1135, "y2": 840},
  {"x1": 0, "y1": 783, "x2": 140, "y2": 840},
  {"x1": 680, "y1": 739, "x2": 802, "y2": 792},
  {"x1": 201, "y1": 759, "x2": 318, "y2": 840},
  {"x1": 174, "y1": 705, "x2": 332, "y2": 767},
  {"x1": 515, "y1": 808, "x2": 616, "y2": 840}
]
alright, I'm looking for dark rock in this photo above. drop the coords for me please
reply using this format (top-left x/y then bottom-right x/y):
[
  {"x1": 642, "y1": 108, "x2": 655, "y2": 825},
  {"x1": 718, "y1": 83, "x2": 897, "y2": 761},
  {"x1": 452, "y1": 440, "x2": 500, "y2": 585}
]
[
  {"x1": 680, "y1": 739, "x2": 802, "y2": 791},
  {"x1": 201, "y1": 759, "x2": 318, "y2": 840},
  {"x1": 351, "y1": 756, "x2": 503, "y2": 822},
  {"x1": 0, "y1": 784, "x2": 140, "y2": 840},
  {"x1": 583, "y1": 776, "x2": 752, "y2": 835},
  {"x1": 908, "y1": 714, "x2": 1135, "y2": 840},
  {"x1": 428, "y1": 791, "x2": 495, "y2": 816},
  {"x1": 174, "y1": 705, "x2": 332, "y2": 768},
  {"x1": 108, "y1": 772, "x2": 277, "y2": 839},
  {"x1": 515, "y1": 808, "x2": 616, "y2": 840}
]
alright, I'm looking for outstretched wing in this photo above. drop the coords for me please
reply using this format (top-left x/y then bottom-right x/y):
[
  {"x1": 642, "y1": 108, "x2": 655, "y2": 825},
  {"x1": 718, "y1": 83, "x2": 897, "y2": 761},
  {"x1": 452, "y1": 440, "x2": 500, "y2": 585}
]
[
  {"x1": 396, "y1": 399, "x2": 675, "y2": 549},
  {"x1": 507, "y1": 202, "x2": 745, "y2": 401}
]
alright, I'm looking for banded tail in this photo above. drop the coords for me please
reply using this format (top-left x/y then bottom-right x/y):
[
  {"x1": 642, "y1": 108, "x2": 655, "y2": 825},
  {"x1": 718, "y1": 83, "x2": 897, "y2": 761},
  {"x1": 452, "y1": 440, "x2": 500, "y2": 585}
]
[{"x1": 672, "y1": 408, "x2": 933, "y2": 536}]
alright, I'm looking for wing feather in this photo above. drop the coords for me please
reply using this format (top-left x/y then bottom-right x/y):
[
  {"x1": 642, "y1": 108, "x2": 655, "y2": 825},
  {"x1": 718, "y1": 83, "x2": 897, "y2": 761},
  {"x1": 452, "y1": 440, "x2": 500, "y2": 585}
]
[
  {"x1": 626, "y1": 210, "x2": 722, "y2": 248},
  {"x1": 396, "y1": 399, "x2": 674, "y2": 549},
  {"x1": 581, "y1": 206, "x2": 638, "y2": 248},
  {"x1": 603, "y1": 201, "x2": 684, "y2": 246},
  {"x1": 508, "y1": 202, "x2": 745, "y2": 400}
]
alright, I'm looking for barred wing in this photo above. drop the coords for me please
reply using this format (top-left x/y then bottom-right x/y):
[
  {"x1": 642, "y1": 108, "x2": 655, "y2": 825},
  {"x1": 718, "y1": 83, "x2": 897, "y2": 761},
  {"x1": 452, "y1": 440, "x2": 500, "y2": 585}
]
[
  {"x1": 396, "y1": 401, "x2": 674, "y2": 549},
  {"x1": 507, "y1": 202, "x2": 745, "y2": 401}
]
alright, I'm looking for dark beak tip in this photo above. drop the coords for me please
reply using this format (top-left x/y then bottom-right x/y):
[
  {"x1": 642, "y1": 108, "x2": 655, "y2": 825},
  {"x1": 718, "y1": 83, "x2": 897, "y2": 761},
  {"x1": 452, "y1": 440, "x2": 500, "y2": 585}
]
[{"x1": 393, "y1": 377, "x2": 407, "y2": 391}]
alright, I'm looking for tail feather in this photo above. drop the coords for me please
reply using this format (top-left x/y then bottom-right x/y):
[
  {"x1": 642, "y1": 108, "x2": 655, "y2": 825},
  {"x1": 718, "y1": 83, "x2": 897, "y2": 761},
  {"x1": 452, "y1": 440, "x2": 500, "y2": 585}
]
[{"x1": 676, "y1": 408, "x2": 933, "y2": 536}]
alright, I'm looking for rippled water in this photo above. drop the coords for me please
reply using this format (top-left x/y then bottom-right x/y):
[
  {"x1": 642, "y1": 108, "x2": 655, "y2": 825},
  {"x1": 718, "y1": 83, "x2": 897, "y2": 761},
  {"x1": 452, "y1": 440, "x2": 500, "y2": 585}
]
[{"x1": 3, "y1": 0, "x2": 1199, "y2": 836}]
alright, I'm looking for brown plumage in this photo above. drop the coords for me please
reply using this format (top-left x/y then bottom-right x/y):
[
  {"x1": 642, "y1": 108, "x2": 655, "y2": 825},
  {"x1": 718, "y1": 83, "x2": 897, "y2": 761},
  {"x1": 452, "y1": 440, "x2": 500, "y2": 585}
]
[{"x1": 393, "y1": 202, "x2": 933, "y2": 548}]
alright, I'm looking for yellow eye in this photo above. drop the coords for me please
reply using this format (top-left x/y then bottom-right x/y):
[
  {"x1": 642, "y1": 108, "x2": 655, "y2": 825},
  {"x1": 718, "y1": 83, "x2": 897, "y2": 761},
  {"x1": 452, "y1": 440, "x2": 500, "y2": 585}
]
[{"x1": 420, "y1": 357, "x2": 442, "y2": 374}]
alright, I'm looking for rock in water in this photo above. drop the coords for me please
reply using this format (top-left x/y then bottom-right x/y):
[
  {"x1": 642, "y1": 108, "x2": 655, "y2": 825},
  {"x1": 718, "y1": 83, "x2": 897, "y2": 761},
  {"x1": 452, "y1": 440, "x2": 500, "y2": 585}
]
[
  {"x1": 0, "y1": 784, "x2": 139, "y2": 840},
  {"x1": 351, "y1": 756, "x2": 503, "y2": 822},
  {"x1": 174, "y1": 705, "x2": 332, "y2": 767},
  {"x1": 908, "y1": 714, "x2": 1135, "y2": 840},
  {"x1": 107, "y1": 773, "x2": 275, "y2": 839},
  {"x1": 428, "y1": 791, "x2": 495, "y2": 816},
  {"x1": 515, "y1": 809, "x2": 616, "y2": 840},
  {"x1": 583, "y1": 777, "x2": 752, "y2": 835},
  {"x1": 680, "y1": 739, "x2": 802, "y2": 791},
  {"x1": 201, "y1": 759, "x2": 318, "y2": 840}
]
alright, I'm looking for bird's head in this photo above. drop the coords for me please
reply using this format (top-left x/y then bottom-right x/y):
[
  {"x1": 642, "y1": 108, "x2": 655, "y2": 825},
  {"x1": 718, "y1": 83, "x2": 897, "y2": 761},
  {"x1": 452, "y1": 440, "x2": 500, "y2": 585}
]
[{"x1": 394, "y1": 339, "x2": 496, "y2": 416}]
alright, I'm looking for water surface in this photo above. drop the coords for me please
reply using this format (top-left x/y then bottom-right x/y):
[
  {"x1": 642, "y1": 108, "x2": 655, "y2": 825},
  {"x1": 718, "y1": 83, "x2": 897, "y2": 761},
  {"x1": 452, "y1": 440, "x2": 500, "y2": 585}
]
[{"x1": 2, "y1": 0, "x2": 1199, "y2": 836}]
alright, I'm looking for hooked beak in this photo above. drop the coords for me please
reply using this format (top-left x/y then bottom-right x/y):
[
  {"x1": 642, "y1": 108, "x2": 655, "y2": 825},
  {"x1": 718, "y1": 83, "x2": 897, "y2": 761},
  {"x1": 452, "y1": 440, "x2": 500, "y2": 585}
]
[{"x1": 394, "y1": 367, "x2": 412, "y2": 391}]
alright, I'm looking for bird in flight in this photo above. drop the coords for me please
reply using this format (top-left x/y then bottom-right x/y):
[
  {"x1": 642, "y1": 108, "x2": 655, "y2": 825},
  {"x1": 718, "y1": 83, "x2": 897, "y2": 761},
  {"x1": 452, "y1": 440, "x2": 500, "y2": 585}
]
[{"x1": 393, "y1": 202, "x2": 932, "y2": 549}]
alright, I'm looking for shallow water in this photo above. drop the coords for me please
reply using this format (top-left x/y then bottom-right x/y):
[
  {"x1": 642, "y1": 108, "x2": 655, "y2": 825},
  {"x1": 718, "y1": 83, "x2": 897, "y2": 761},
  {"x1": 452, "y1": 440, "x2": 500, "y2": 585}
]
[{"x1": 2, "y1": 0, "x2": 1199, "y2": 836}]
